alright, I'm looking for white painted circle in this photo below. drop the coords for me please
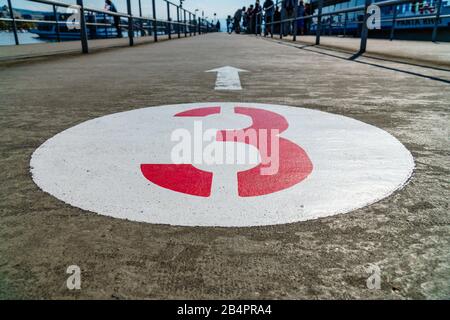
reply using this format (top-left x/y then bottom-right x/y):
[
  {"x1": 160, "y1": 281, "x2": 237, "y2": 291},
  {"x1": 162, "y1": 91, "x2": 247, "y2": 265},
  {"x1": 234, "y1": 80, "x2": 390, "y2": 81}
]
[{"x1": 30, "y1": 103, "x2": 414, "y2": 227}]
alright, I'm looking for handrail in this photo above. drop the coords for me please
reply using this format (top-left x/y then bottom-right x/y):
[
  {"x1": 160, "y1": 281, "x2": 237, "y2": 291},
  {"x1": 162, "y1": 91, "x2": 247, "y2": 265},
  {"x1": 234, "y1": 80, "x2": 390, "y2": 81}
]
[
  {"x1": 29, "y1": 0, "x2": 79, "y2": 9},
  {"x1": 1, "y1": 0, "x2": 218, "y2": 52},
  {"x1": 252, "y1": 0, "x2": 445, "y2": 50}
]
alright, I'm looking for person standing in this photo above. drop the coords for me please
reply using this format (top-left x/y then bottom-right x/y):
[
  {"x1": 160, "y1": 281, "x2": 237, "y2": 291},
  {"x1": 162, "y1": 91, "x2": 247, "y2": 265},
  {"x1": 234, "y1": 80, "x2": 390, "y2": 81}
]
[
  {"x1": 243, "y1": 8, "x2": 249, "y2": 32},
  {"x1": 233, "y1": 7, "x2": 245, "y2": 34},
  {"x1": 263, "y1": 0, "x2": 274, "y2": 37},
  {"x1": 247, "y1": 5, "x2": 255, "y2": 34},
  {"x1": 105, "y1": 0, "x2": 122, "y2": 38},
  {"x1": 274, "y1": 6, "x2": 281, "y2": 35},
  {"x1": 282, "y1": 0, "x2": 296, "y2": 36},
  {"x1": 304, "y1": 2, "x2": 311, "y2": 34},
  {"x1": 297, "y1": 0, "x2": 305, "y2": 35},
  {"x1": 254, "y1": 0, "x2": 262, "y2": 35},
  {"x1": 226, "y1": 15, "x2": 232, "y2": 33}
]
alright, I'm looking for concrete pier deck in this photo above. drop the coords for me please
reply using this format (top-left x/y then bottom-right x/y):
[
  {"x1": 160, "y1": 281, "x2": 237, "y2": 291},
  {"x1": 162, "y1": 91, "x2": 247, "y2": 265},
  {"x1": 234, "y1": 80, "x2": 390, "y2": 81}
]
[
  {"x1": 0, "y1": 33, "x2": 449, "y2": 299},
  {"x1": 0, "y1": 35, "x2": 171, "y2": 63}
]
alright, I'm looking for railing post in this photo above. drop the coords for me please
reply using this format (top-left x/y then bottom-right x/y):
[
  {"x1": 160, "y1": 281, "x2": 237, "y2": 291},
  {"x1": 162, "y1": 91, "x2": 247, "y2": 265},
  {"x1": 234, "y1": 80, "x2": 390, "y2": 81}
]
[
  {"x1": 104, "y1": 13, "x2": 108, "y2": 38},
  {"x1": 184, "y1": 10, "x2": 187, "y2": 37},
  {"x1": 271, "y1": 6, "x2": 275, "y2": 38},
  {"x1": 316, "y1": 0, "x2": 323, "y2": 45},
  {"x1": 390, "y1": 5, "x2": 397, "y2": 41},
  {"x1": 138, "y1": 0, "x2": 144, "y2": 36},
  {"x1": 193, "y1": 14, "x2": 196, "y2": 35},
  {"x1": 177, "y1": 7, "x2": 181, "y2": 38},
  {"x1": 343, "y1": 12, "x2": 348, "y2": 37},
  {"x1": 76, "y1": 0, "x2": 89, "y2": 53},
  {"x1": 432, "y1": 0, "x2": 442, "y2": 42},
  {"x1": 152, "y1": 0, "x2": 157, "y2": 42},
  {"x1": 126, "y1": 0, "x2": 134, "y2": 46},
  {"x1": 167, "y1": 2, "x2": 171, "y2": 39},
  {"x1": 293, "y1": 0, "x2": 298, "y2": 41},
  {"x1": 280, "y1": 4, "x2": 283, "y2": 39},
  {"x1": 7, "y1": 0, "x2": 19, "y2": 45},
  {"x1": 359, "y1": 0, "x2": 371, "y2": 53},
  {"x1": 52, "y1": 4, "x2": 61, "y2": 42},
  {"x1": 189, "y1": 13, "x2": 192, "y2": 36},
  {"x1": 329, "y1": 14, "x2": 333, "y2": 35},
  {"x1": 198, "y1": 17, "x2": 201, "y2": 34}
]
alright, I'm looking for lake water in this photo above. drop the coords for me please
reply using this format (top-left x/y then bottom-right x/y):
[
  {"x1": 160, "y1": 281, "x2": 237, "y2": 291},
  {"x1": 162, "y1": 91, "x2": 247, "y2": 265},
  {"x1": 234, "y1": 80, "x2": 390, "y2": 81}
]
[{"x1": 0, "y1": 31, "x2": 47, "y2": 46}]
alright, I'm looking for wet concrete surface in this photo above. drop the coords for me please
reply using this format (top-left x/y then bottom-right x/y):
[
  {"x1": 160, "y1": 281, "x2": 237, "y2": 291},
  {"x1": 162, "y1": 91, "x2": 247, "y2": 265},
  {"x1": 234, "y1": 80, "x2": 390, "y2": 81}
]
[{"x1": 0, "y1": 33, "x2": 449, "y2": 299}]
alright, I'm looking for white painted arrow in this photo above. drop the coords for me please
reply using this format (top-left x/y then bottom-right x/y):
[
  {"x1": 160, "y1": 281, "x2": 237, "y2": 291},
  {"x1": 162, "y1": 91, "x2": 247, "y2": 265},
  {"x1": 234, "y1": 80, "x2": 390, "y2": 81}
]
[{"x1": 206, "y1": 66, "x2": 248, "y2": 91}]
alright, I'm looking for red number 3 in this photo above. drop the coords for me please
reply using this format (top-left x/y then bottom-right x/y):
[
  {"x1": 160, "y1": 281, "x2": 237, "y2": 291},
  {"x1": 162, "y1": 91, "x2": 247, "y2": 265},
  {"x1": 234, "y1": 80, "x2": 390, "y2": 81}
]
[{"x1": 141, "y1": 106, "x2": 313, "y2": 197}]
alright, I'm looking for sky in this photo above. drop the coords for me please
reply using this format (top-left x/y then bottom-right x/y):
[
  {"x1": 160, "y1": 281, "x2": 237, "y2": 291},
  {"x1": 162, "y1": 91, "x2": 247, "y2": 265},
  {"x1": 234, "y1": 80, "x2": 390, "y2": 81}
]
[
  {"x1": 2, "y1": 0, "x2": 251, "y2": 19},
  {"x1": 179, "y1": 0, "x2": 248, "y2": 19}
]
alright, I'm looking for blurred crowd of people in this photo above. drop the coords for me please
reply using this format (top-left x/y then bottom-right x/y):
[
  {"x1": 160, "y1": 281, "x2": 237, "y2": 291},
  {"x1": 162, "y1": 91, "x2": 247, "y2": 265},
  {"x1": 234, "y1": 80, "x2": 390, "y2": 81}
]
[{"x1": 227, "y1": 0, "x2": 312, "y2": 37}]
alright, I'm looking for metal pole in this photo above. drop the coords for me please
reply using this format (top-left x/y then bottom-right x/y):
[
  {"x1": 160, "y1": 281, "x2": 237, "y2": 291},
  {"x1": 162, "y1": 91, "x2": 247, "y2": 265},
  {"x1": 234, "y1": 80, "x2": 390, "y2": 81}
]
[
  {"x1": 194, "y1": 14, "x2": 196, "y2": 35},
  {"x1": 167, "y1": 2, "x2": 171, "y2": 39},
  {"x1": 184, "y1": 10, "x2": 187, "y2": 37},
  {"x1": 76, "y1": 0, "x2": 88, "y2": 53},
  {"x1": 390, "y1": 5, "x2": 397, "y2": 41},
  {"x1": 293, "y1": 0, "x2": 298, "y2": 41},
  {"x1": 271, "y1": 5, "x2": 275, "y2": 38},
  {"x1": 359, "y1": 0, "x2": 371, "y2": 53},
  {"x1": 316, "y1": 0, "x2": 323, "y2": 45},
  {"x1": 329, "y1": 14, "x2": 333, "y2": 35},
  {"x1": 189, "y1": 12, "x2": 192, "y2": 36},
  {"x1": 152, "y1": 0, "x2": 158, "y2": 42},
  {"x1": 6, "y1": 0, "x2": 19, "y2": 45},
  {"x1": 138, "y1": 0, "x2": 144, "y2": 36},
  {"x1": 92, "y1": 13, "x2": 98, "y2": 39},
  {"x1": 177, "y1": 7, "x2": 181, "y2": 38},
  {"x1": 126, "y1": 0, "x2": 133, "y2": 46},
  {"x1": 104, "y1": 13, "x2": 108, "y2": 38},
  {"x1": 280, "y1": 3, "x2": 283, "y2": 39},
  {"x1": 138, "y1": 0, "x2": 143, "y2": 17},
  {"x1": 52, "y1": 4, "x2": 61, "y2": 42},
  {"x1": 432, "y1": 0, "x2": 442, "y2": 42},
  {"x1": 202, "y1": 11, "x2": 205, "y2": 34},
  {"x1": 343, "y1": 12, "x2": 348, "y2": 37}
]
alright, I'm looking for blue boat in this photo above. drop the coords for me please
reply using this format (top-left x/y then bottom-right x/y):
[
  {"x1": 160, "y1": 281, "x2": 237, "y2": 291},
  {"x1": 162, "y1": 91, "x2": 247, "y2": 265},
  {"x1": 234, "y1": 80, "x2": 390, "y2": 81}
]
[
  {"x1": 308, "y1": 0, "x2": 450, "y2": 40},
  {"x1": 30, "y1": 12, "x2": 123, "y2": 40}
]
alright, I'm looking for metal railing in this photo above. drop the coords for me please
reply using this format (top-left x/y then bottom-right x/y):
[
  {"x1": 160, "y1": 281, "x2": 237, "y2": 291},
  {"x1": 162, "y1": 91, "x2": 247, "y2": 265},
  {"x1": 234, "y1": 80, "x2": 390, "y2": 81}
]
[
  {"x1": 254, "y1": 0, "x2": 447, "y2": 53},
  {"x1": 0, "y1": 0, "x2": 218, "y2": 53}
]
